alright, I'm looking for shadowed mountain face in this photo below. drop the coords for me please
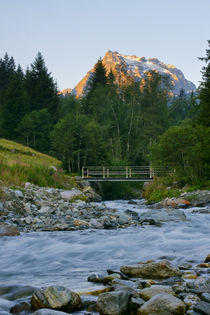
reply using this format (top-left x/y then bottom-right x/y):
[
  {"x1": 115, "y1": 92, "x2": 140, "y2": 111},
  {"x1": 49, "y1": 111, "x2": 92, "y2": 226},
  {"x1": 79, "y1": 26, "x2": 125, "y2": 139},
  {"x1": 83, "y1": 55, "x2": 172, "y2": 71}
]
[{"x1": 61, "y1": 50, "x2": 196, "y2": 97}]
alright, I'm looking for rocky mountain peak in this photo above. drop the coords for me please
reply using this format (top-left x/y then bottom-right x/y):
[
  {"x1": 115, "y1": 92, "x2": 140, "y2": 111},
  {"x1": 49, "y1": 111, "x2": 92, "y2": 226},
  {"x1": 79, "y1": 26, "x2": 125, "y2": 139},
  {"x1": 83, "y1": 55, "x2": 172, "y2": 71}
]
[{"x1": 60, "y1": 50, "x2": 196, "y2": 98}]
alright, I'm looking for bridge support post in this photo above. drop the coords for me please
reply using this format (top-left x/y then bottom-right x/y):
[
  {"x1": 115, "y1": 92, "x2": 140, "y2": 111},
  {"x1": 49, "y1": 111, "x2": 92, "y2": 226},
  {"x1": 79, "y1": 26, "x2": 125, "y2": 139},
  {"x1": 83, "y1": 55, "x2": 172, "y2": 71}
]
[
  {"x1": 107, "y1": 169, "x2": 109, "y2": 178},
  {"x1": 126, "y1": 167, "x2": 128, "y2": 178},
  {"x1": 103, "y1": 167, "x2": 105, "y2": 179},
  {"x1": 150, "y1": 166, "x2": 153, "y2": 179},
  {"x1": 82, "y1": 167, "x2": 84, "y2": 178}
]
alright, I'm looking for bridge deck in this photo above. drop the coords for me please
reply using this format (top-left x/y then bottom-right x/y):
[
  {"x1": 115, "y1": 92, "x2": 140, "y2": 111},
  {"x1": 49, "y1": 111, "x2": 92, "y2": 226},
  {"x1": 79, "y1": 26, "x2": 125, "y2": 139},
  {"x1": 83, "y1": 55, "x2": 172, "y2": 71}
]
[{"x1": 85, "y1": 178, "x2": 153, "y2": 182}]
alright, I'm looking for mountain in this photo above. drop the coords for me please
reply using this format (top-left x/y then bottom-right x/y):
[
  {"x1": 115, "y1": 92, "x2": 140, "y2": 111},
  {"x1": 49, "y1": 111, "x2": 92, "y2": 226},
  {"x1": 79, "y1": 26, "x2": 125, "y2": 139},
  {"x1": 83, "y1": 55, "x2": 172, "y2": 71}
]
[{"x1": 61, "y1": 51, "x2": 196, "y2": 97}]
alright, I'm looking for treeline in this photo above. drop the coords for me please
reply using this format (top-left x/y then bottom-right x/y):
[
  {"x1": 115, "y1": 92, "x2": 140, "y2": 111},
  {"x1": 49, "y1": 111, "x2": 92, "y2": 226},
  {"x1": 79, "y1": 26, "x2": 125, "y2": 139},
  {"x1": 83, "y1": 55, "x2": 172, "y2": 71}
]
[
  {"x1": 0, "y1": 46, "x2": 208, "y2": 186},
  {"x1": 150, "y1": 41, "x2": 210, "y2": 187}
]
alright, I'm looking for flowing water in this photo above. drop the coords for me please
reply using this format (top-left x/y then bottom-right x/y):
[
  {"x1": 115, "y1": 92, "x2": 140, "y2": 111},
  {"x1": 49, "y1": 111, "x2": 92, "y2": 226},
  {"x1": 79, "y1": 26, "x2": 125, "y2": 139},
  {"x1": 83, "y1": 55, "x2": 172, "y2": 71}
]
[{"x1": 0, "y1": 199, "x2": 210, "y2": 313}]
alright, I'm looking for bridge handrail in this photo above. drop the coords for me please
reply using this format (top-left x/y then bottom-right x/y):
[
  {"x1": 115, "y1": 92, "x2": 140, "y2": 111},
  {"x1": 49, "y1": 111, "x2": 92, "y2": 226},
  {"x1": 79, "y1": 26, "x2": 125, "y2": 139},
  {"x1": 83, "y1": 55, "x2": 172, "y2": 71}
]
[{"x1": 82, "y1": 166, "x2": 167, "y2": 180}]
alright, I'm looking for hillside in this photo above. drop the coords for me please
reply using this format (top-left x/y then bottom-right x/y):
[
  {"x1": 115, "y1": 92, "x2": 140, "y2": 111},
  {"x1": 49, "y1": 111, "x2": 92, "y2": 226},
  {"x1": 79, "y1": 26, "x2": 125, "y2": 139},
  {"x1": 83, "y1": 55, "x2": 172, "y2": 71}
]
[
  {"x1": 61, "y1": 50, "x2": 196, "y2": 98},
  {"x1": 0, "y1": 139, "x2": 71, "y2": 188}
]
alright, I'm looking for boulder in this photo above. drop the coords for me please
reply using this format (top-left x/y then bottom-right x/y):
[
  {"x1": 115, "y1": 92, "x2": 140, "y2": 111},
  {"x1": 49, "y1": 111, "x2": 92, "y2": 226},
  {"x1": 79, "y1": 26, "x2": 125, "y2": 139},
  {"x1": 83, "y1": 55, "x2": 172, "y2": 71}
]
[
  {"x1": 60, "y1": 189, "x2": 84, "y2": 201},
  {"x1": 139, "y1": 208, "x2": 187, "y2": 222},
  {"x1": 82, "y1": 185, "x2": 102, "y2": 202},
  {"x1": 193, "y1": 301, "x2": 210, "y2": 315},
  {"x1": 204, "y1": 254, "x2": 210, "y2": 263},
  {"x1": 140, "y1": 285, "x2": 175, "y2": 301},
  {"x1": 137, "y1": 293, "x2": 185, "y2": 315},
  {"x1": 97, "y1": 290, "x2": 131, "y2": 315},
  {"x1": 120, "y1": 260, "x2": 182, "y2": 279},
  {"x1": 89, "y1": 218, "x2": 103, "y2": 229},
  {"x1": 31, "y1": 286, "x2": 82, "y2": 311},
  {"x1": 0, "y1": 223, "x2": 20, "y2": 236}
]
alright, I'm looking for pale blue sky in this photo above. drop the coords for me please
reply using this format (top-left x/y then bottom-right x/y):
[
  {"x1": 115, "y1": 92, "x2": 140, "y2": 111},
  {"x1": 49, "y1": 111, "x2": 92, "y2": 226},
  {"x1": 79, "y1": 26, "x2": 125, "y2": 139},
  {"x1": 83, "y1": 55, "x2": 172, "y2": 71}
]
[{"x1": 0, "y1": 0, "x2": 209, "y2": 90}]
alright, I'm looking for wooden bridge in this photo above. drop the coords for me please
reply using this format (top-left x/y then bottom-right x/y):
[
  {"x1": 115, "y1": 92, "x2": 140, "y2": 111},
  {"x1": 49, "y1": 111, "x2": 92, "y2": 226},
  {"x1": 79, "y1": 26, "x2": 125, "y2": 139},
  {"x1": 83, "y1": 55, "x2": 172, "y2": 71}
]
[{"x1": 81, "y1": 166, "x2": 164, "y2": 182}]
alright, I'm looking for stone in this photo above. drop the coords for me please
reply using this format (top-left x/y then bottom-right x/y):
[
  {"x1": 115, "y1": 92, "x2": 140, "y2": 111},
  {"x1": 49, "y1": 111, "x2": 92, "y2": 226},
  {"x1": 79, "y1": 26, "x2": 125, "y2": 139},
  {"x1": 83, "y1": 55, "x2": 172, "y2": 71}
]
[
  {"x1": 201, "y1": 293, "x2": 210, "y2": 303},
  {"x1": 31, "y1": 286, "x2": 82, "y2": 311},
  {"x1": 87, "y1": 274, "x2": 105, "y2": 283},
  {"x1": 73, "y1": 219, "x2": 89, "y2": 227},
  {"x1": 205, "y1": 254, "x2": 210, "y2": 263},
  {"x1": 60, "y1": 189, "x2": 84, "y2": 201},
  {"x1": 112, "y1": 279, "x2": 139, "y2": 295},
  {"x1": 182, "y1": 273, "x2": 198, "y2": 279},
  {"x1": 103, "y1": 273, "x2": 121, "y2": 283},
  {"x1": 32, "y1": 310, "x2": 69, "y2": 315},
  {"x1": 0, "y1": 223, "x2": 20, "y2": 236},
  {"x1": 129, "y1": 297, "x2": 145, "y2": 313},
  {"x1": 14, "y1": 189, "x2": 24, "y2": 199},
  {"x1": 97, "y1": 290, "x2": 131, "y2": 315},
  {"x1": 38, "y1": 206, "x2": 51, "y2": 214},
  {"x1": 10, "y1": 301, "x2": 31, "y2": 313},
  {"x1": 137, "y1": 293, "x2": 185, "y2": 315},
  {"x1": 183, "y1": 294, "x2": 200, "y2": 308},
  {"x1": 120, "y1": 260, "x2": 182, "y2": 279},
  {"x1": 89, "y1": 218, "x2": 103, "y2": 229},
  {"x1": 179, "y1": 263, "x2": 192, "y2": 270},
  {"x1": 193, "y1": 301, "x2": 210, "y2": 315},
  {"x1": 140, "y1": 285, "x2": 175, "y2": 301},
  {"x1": 139, "y1": 208, "x2": 187, "y2": 222}
]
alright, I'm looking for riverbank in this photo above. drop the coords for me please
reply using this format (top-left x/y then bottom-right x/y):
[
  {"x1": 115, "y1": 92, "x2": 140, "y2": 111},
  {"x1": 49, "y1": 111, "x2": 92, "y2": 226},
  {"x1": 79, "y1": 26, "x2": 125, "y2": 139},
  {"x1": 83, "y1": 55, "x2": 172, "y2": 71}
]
[{"x1": 0, "y1": 181, "x2": 210, "y2": 234}]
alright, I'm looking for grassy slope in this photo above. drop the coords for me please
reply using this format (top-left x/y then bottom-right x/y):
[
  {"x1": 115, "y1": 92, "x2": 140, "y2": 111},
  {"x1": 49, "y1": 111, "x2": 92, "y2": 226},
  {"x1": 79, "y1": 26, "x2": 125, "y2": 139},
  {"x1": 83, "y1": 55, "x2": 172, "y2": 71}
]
[{"x1": 0, "y1": 138, "x2": 73, "y2": 188}]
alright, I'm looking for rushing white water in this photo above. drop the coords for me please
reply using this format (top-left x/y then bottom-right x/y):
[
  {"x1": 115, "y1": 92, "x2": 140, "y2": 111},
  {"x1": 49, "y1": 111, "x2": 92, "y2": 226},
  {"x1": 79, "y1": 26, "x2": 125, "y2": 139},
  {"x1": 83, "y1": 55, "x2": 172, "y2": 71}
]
[{"x1": 0, "y1": 199, "x2": 209, "y2": 314}]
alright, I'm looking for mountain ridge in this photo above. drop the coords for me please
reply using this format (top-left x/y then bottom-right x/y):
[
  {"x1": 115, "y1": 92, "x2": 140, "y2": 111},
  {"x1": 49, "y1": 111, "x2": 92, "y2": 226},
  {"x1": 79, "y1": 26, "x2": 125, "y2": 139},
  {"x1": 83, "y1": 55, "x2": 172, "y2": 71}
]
[{"x1": 60, "y1": 50, "x2": 196, "y2": 97}]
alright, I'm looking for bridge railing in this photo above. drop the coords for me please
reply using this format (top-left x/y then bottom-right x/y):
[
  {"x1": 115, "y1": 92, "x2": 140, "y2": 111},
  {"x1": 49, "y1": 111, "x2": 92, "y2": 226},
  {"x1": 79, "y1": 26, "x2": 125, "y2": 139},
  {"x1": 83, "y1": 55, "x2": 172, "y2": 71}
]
[{"x1": 82, "y1": 166, "x2": 166, "y2": 180}]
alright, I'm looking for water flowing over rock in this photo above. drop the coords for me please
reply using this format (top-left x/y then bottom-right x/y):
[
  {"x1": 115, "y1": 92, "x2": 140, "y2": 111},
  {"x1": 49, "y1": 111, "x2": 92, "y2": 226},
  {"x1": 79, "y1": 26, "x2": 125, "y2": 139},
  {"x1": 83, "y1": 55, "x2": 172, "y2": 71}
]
[
  {"x1": 97, "y1": 290, "x2": 131, "y2": 315},
  {"x1": 31, "y1": 286, "x2": 82, "y2": 311},
  {"x1": 32, "y1": 310, "x2": 69, "y2": 315},
  {"x1": 120, "y1": 260, "x2": 182, "y2": 279},
  {"x1": 139, "y1": 208, "x2": 187, "y2": 222}
]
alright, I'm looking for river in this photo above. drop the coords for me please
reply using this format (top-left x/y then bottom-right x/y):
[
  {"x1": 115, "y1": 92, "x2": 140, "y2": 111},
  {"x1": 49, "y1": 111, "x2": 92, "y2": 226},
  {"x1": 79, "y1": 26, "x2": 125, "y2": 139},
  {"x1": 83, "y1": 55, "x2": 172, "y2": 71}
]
[{"x1": 0, "y1": 199, "x2": 209, "y2": 314}]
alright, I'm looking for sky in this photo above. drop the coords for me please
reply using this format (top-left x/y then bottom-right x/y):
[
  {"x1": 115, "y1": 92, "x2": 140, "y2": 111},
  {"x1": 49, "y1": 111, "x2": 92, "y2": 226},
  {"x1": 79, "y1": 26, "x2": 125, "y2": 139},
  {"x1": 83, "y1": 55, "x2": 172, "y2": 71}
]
[{"x1": 0, "y1": 0, "x2": 209, "y2": 90}]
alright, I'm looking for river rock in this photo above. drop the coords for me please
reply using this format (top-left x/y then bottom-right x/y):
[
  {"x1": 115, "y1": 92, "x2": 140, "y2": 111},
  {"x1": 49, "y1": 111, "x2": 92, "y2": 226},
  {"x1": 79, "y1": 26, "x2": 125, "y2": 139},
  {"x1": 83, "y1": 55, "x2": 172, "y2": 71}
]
[
  {"x1": 139, "y1": 208, "x2": 187, "y2": 222},
  {"x1": 180, "y1": 190, "x2": 210, "y2": 206},
  {"x1": 60, "y1": 188, "x2": 84, "y2": 201},
  {"x1": 0, "y1": 223, "x2": 20, "y2": 236},
  {"x1": 97, "y1": 290, "x2": 131, "y2": 315},
  {"x1": 137, "y1": 293, "x2": 185, "y2": 314},
  {"x1": 201, "y1": 293, "x2": 210, "y2": 303},
  {"x1": 31, "y1": 286, "x2": 82, "y2": 311},
  {"x1": 205, "y1": 254, "x2": 210, "y2": 263},
  {"x1": 82, "y1": 185, "x2": 102, "y2": 202},
  {"x1": 10, "y1": 301, "x2": 31, "y2": 313},
  {"x1": 120, "y1": 260, "x2": 182, "y2": 279},
  {"x1": 89, "y1": 218, "x2": 103, "y2": 229},
  {"x1": 32, "y1": 310, "x2": 69, "y2": 315},
  {"x1": 140, "y1": 285, "x2": 175, "y2": 301},
  {"x1": 193, "y1": 301, "x2": 210, "y2": 315}
]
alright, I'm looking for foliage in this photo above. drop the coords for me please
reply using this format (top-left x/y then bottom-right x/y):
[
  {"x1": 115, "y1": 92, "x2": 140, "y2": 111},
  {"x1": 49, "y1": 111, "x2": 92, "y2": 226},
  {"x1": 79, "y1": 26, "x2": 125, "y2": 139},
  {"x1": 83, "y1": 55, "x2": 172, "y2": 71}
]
[
  {"x1": 149, "y1": 124, "x2": 210, "y2": 185},
  {"x1": 198, "y1": 40, "x2": 210, "y2": 127},
  {"x1": 142, "y1": 176, "x2": 181, "y2": 203}
]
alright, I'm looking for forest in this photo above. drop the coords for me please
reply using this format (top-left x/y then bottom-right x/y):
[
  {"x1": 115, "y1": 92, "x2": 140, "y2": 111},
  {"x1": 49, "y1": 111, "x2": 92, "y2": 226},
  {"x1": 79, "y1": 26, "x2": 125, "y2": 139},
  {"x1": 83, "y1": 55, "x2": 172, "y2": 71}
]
[{"x1": 0, "y1": 42, "x2": 209, "y2": 188}]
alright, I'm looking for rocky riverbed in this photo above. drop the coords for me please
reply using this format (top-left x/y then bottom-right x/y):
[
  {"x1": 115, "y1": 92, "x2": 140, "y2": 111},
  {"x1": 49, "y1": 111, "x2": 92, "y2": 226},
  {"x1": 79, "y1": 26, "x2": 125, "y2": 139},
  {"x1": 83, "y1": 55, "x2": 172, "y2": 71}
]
[{"x1": 0, "y1": 183, "x2": 210, "y2": 314}]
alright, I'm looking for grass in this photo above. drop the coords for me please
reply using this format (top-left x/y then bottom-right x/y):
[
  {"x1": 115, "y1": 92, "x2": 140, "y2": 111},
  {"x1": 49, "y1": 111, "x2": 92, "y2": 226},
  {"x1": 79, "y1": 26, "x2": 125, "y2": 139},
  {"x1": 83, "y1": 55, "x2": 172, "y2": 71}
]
[
  {"x1": 0, "y1": 138, "x2": 75, "y2": 189},
  {"x1": 142, "y1": 176, "x2": 181, "y2": 203}
]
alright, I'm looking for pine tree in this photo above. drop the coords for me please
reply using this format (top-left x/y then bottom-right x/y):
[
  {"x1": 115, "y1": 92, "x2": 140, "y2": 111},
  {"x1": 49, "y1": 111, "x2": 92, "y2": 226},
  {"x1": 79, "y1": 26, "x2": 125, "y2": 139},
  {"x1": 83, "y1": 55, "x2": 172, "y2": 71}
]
[
  {"x1": 199, "y1": 40, "x2": 210, "y2": 127},
  {"x1": 24, "y1": 52, "x2": 59, "y2": 121}
]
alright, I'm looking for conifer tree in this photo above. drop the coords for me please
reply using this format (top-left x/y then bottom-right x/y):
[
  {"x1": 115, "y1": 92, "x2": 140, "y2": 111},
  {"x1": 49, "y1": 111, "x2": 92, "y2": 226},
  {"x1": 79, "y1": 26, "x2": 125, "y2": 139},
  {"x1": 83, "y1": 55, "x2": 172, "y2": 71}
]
[
  {"x1": 199, "y1": 40, "x2": 210, "y2": 127},
  {"x1": 24, "y1": 52, "x2": 59, "y2": 121}
]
